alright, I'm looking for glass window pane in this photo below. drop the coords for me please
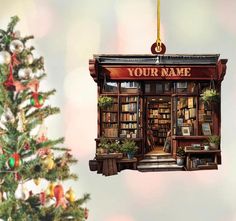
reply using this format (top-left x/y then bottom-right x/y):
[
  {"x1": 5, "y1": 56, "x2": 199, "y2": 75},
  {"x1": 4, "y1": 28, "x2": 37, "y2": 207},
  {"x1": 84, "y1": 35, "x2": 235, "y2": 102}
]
[
  {"x1": 175, "y1": 82, "x2": 197, "y2": 93},
  {"x1": 199, "y1": 99, "x2": 213, "y2": 136},
  {"x1": 121, "y1": 82, "x2": 140, "y2": 93},
  {"x1": 102, "y1": 81, "x2": 118, "y2": 93},
  {"x1": 176, "y1": 97, "x2": 197, "y2": 136}
]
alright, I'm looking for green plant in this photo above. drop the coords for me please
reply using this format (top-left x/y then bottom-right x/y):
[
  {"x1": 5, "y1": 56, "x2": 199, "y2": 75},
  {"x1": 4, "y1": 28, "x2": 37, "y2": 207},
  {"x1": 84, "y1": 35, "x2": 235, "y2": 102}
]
[
  {"x1": 98, "y1": 137, "x2": 110, "y2": 150},
  {"x1": 200, "y1": 89, "x2": 220, "y2": 104},
  {"x1": 176, "y1": 147, "x2": 185, "y2": 158},
  {"x1": 98, "y1": 96, "x2": 113, "y2": 109},
  {"x1": 121, "y1": 139, "x2": 138, "y2": 154},
  {"x1": 109, "y1": 140, "x2": 121, "y2": 153},
  {"x1": 208, "y1": 135, "x2": 220, "y2": 145}
]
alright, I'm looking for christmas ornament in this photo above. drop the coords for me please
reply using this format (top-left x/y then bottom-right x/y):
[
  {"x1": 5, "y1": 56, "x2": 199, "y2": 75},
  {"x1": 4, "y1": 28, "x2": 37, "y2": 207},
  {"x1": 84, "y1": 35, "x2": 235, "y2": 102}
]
[
  {"x1": 30, "y1": 92, "x2": 44, "y2": 108},
  {"x1": 0, "y1": 51, "x2": 11, "y2": 65},
  {"x1": 3, "y1": 64, "x2": 15, "y2": 91},
  {"x1": 8, "y1": 153, "x2": 22, "y2": 169},
  {"x1": 18, "y1": 67, "x2": 32, "y2": 80},
  {"x1": 15, "y1": 183, "x2": 29, "y2": 200},
  {"x1": 54, "y1": 184, "x2": 67, "y2": 208},
  {"x1": 17, "y1": 110, "x2": 26, "y2": 132},
  {"x1": 24, "y1": 143, "x2": 30, "y2": 150},
  {"x1": 9, "y1": 39, "x2": 24, "y2": 54},
  {"x1": 42, "y1": 154, "x2": 55, "y2": 170},
  {"x1": 37, "y1": 147, "x2": 51, "y2": 158},
  {"x1": 47, "y1": 182, "x2": 55, "y2": 198},
  {"x1": 1, "y1": 107, "x2": 15, "y2": 124},
  {"x1": 39, "y1": 191, "x2": 46, "y2": 205},
  {"x1": 25, "y1": 54, "x2": 34, "y2": 65},
  {"x1": 36, "y1": 122, "x2": 48, "y2": 144},
  {"x1": 84, "y1": 208, "x2": 89, "y2": 219},
  {"x1": 34, "y1": 178, "x2": 41, "y2": 185},
  {"x1": 65, "y1": 188, "x2": 75, "y2": 203}
]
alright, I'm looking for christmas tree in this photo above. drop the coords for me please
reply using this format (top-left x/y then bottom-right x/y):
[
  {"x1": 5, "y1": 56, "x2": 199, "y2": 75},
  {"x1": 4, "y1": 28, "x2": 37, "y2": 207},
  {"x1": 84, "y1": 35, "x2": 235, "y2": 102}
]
[{"x1": 0, "y1": 16, "x2": 89, "y2": 221}]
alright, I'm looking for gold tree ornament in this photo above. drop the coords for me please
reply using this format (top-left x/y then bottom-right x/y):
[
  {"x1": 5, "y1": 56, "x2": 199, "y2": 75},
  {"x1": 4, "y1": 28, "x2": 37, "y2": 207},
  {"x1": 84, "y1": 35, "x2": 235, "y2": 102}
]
[
  {"x1": 65, "y1": 187, "x2": 76, "y2": 203},
  {"x1": 46, "y1": 182, "x2": 55, "y2": 198},
  {"x1": 42, "y1": 154, "x2": 55, "y2": 170}
]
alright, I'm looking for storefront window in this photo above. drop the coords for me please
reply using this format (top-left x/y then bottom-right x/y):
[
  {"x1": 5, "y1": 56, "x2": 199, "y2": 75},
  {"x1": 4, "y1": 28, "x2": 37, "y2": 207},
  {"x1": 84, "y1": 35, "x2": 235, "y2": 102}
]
[
  {"x1": 175, "y1": 81, "x2": 198, "y2": 94},
  {"x1": 121, "y1": 82, "x2": 140, "y2": 93},
  {"x1": 145, "y1": 82, "x2": 173, "y2": 94},
  {"x1": 173, "y1": 96, "x2": 197, "y2": 136},
  {"x1": 102, "y1": 81, "x2": 118, "y2": 93}
]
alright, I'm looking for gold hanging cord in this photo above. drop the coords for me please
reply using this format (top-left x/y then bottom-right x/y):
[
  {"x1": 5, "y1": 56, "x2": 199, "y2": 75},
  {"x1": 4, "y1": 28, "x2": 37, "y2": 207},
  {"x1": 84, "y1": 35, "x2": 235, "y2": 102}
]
[
  {"x1": 151, "y1": 0, "x2": 166, "y2": 54},
  {"x1": 156, "y1": 0, "x2": 161, "y2": 50}
]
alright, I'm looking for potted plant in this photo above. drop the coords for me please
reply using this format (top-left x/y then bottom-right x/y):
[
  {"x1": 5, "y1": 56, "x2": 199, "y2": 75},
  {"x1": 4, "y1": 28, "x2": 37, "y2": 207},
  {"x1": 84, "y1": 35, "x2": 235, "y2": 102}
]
[
  {"x1": 176, "y1": 147, "x2": 185, "y2": 166},
  {"x1": 109, "y1": 140, "x2": 121, "y2": 153},
  {"x1": 121, "y1": 139, "x2": 138, "y2": 159},
  {"x1": 200, "y1": 89, "x2": 220, "y2": 104},
  {"x1": 97, "y1": 137, "x2": 110, "y2": 154},
  {"x1": 208, "y1": 135, "x2": 220, "y2": 150},
  {"x1": 98, "y1": 96, "x2": 113, "y2": 109}
]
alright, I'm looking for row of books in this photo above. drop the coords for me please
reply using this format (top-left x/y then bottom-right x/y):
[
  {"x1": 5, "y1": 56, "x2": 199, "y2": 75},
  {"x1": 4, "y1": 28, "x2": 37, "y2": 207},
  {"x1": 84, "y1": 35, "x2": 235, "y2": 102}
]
[
  {"x1": 121, "y1": 103, "x2": 137, "y2": 112},
  {"x1": 102, "y1": 123, "x2": 118, "y2": 129},
  {"x1": 120, "y1": 113, "x2": 137, "y2": 121},
  {"x1": 103, "y1": 128, "x2": 118, "y2": 138},
  {"x1": 120, "y1": 96, "x2": 137, "y2": 102},
  {"x1": 102, "y1": 113, "x2": 118, "y2": 122},
  {"x1": 159, "y1": 108, "x2": 170, "y2": 113},
  {"x1": 120, "y1": 123, "x2": 137, "y2": 129},
  {"x1": 159, "y1": 119, "x2": 171, "y2": 124}
]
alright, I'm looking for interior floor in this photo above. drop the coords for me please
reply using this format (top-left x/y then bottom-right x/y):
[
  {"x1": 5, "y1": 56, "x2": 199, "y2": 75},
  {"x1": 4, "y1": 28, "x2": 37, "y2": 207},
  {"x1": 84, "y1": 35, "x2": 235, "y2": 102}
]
[{"x1": 146, "y1": 146, "x2": 171, "y2": 156}]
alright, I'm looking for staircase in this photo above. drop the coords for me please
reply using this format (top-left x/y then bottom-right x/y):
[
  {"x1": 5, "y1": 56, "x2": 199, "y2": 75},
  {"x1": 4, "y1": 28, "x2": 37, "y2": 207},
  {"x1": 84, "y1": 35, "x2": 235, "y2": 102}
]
[{"x1": 137, "y1": 153, "x2": 184, "y2": 172}]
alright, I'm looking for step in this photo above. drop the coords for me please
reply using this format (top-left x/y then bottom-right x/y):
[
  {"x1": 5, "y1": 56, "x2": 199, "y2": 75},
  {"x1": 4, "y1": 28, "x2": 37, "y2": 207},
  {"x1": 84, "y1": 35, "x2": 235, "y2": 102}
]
[
  {"x1": 139, "y1": 158, "x2": 176, "y2": 164},
  {"x1": 144, "y1": 154, "x2": 172, "y2": 159},
  {"x1": 137, "y1": 163, "x2": 184, "y2": 172}
]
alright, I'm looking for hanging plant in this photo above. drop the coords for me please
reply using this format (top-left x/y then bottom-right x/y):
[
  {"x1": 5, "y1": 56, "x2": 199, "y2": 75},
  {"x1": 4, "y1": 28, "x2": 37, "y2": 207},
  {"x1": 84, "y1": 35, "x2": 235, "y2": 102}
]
[
  {"x1": 98, "y1": 96, "x2": 113, "y2": 109},
  {"x1": 200, "y1": 89, "x2": 220, "y2": 104}
]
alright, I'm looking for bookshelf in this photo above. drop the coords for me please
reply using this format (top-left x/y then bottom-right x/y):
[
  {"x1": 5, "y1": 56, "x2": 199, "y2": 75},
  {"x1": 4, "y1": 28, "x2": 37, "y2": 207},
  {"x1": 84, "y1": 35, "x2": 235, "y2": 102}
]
[
  {"x1": 147, "y1": 99, "x2": 171, "y2": 145},
  {"x1": 120, "y1": 96, "x2": 141, "y2": 139},
  {"x1": 101, "y1": 97, "x2": 118, "y2": 138}
]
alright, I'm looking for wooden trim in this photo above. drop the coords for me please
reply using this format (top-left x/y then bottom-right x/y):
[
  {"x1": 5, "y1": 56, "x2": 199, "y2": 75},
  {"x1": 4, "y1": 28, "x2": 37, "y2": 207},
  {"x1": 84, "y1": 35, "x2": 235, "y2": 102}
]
[{"x1": 172, "y1": 136, "x2": 209, "y2": 140}]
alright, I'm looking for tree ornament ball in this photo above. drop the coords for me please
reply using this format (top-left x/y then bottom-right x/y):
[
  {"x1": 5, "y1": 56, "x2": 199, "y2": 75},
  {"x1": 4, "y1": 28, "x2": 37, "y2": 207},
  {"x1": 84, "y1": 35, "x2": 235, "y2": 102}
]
[
  {"x1": 0, "y1": 51, "x2": 11, "y2": 65},
  {"x1": 18, "y1": 67, "x2": 32, "y2": 80},
  {"x1": 9, "y1": 39, "x2": 24, "y2": 54},
  {"x1": 25, "y1": 54, "x2": 34, "y2": 65},
  {"x1": 30, "y1": 93, "x2": 44, "y2": 108},
  {"x1": 65, "y1": 188, "x2": 75, "y2": 203},
  {"x1": 43, "y1": 155, "x2": 55, "y2": 170},
  {"x1": 8, "y1": 153, "x2": 22, "y2": 169}
]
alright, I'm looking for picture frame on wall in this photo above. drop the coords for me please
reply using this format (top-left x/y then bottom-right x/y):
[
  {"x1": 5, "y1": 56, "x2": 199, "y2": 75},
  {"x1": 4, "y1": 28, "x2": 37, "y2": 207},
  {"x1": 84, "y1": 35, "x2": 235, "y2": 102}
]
[
  {"x1": 182, "y1": 126, "x2": 190, "y2": 136},
  {"x1": 202, "y1": 123, "x2": 211, "y2": 136}
]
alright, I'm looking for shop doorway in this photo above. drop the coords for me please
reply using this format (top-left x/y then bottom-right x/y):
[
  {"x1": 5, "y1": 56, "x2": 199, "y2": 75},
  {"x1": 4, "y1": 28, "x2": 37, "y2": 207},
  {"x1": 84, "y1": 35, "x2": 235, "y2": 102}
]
[{"x1": 146, "y1": 96, "x2": 171, "y2": 155}]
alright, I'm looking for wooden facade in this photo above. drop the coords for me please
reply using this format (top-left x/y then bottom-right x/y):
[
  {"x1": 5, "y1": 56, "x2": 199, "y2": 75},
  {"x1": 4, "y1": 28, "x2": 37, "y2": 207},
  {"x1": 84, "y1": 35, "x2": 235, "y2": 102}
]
[{"x1": 89, "y1": 54, "x2": 227, "y2": 175}]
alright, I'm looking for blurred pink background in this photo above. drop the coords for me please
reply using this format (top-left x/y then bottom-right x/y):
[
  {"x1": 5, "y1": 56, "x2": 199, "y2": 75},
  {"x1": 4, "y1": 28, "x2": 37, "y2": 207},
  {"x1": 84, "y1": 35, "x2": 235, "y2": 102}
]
[{"x1": 1, "y1": 0, "x2": 235, "y2": 220}]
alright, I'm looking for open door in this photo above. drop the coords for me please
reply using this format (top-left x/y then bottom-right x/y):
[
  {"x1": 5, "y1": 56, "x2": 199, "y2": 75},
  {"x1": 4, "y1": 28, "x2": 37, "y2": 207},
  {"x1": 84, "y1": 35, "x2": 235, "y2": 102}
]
[{"x1": 145, "y1": 96, "x2": 172, "y2": 155}]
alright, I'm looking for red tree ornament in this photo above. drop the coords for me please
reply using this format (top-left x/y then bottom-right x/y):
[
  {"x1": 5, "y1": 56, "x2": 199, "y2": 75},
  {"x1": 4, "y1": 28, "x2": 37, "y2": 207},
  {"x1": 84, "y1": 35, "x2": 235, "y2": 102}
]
[
  {"x1": 40, "y1": 192, "x2": 46, "y2": 205},
  {"x1": 54, "y1": 184, "x2": 67, "y2": 209},
  {"x1": 30, "y1": 92, "x2": 44, "y2": 108},
  {"x1": 84, "y1": 208, "x2": 89, "y2": 219},
  {"x1": 8, "y1": 153, "x2": 22, "y2": 169}
]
